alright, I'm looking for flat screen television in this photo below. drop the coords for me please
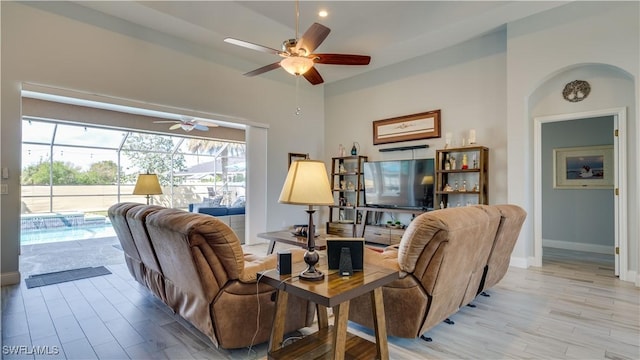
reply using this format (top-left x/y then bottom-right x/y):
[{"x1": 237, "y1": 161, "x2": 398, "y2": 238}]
[{"x1": 363, "y1": 158, "x2": 435, "y2": 210}]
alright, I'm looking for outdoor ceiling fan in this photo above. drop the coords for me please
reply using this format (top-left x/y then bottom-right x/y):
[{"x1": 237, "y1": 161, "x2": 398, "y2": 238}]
[
  {"x1": 153, "y1": 117, "x2": 215, "y2": 132},
  {"x1": 223, "y1": 1, "x2": 370, "y2": 85}
]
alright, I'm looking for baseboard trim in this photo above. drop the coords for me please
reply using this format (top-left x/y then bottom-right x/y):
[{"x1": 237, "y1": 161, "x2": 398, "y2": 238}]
[
  {"x1": 543, "y1": 239, "x2": 612, "y2": 255},
  {"x1": 509, "y1": 256, "x2": 529, "y2": 269},
  {"x1": 1, "y1": 271, "x2": 21, "y2": 286}
]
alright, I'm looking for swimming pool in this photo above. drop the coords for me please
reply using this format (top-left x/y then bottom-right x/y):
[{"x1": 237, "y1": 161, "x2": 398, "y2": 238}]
[{"x1": 21, "y1": 224, "x2": 116, "y2": 246}]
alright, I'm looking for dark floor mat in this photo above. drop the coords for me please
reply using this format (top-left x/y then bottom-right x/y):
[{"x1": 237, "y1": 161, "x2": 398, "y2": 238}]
[{"x1": 25, "y1": 266, "x2": 112, "y2": 289}]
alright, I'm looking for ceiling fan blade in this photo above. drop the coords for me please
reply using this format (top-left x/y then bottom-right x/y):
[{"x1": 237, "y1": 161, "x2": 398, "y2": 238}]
[
  {"x1": 224, "y1": 38, "x2": 283, "y2": 56},
  {"x1": 153, "y1": 120, "x2": 179, "y2": 124},
  {"x1": 312, "y1": 54, "x2": 371, "y2": 65},
  {"x1": 296, "y1": 23, "x2": 330, "y2": 54},
  {"x1": 169, "y1": 123, "x2": 182, "y2": 130},
  {"x1": 193, "y1": 124, "x2": 209, "y2": 131},
  {"x1": 303, "y1": 66, "x2": 324, "y2": 85},
  {"x1": 243, "y1": 62, "x2": 281, "y2": 77}
]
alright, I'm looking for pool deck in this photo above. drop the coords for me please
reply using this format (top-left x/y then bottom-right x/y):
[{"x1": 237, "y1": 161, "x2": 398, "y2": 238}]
[
  {"x1": 19, "y1": 236, "x2": 124, "y2": 277},
  {"x1": 19, "y1": 236, "x2": 273, "y2": 278}
]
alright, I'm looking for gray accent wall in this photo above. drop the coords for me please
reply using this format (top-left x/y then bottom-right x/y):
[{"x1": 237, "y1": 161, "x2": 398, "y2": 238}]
[{"x1": 541, "y1": 116, "x2": 614, "y2": 252}]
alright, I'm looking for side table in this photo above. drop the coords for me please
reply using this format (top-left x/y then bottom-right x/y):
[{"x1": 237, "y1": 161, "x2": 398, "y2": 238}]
[
  {"x1": 258, "y1": 262, "x2": 398, "y2": 360},
  {"x1": 257, "y1": 231, "x2": 329, "y2": 254}
]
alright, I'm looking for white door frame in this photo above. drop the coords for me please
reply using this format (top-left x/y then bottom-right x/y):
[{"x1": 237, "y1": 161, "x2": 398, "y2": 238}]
[{"x1": 533, "y1": 107, "x2": 627, "y2": 279}]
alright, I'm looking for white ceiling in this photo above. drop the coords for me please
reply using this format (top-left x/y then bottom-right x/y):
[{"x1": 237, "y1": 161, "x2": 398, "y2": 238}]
[{"x1": 74, "y1": 1, "x2": 568, "y2": 85}]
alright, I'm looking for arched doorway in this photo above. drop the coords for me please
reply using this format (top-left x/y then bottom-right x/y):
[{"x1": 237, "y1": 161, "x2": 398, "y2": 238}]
[{"x1": 530, "y1": 64, "x2": 632, "y2": 281}]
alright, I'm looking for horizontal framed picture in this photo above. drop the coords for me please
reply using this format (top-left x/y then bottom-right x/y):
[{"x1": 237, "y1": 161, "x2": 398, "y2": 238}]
[
  {"x1": 373, "y1": 110, "x2": 441, "y2": 145},
  {"x1": 553, "y1": 145, "x2": 614, "y2": 189}
]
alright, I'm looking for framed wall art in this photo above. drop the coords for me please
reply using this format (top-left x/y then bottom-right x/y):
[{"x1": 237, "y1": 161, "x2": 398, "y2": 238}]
[
  {"x1": 553, "y1": 145, "x2": 614, "y2": 189},
  {"x1": 372, "y1": 109, "x2": 441, "y2": 145},
  {"x1": 288, "y1": 152, "x2": 309, "y2": 168}
]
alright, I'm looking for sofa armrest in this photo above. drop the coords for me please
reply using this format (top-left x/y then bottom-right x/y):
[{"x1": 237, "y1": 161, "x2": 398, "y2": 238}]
[
  {"x1": 240, "y1": 248, "x2": 306, "y2": 283},
  {"x1": 364, "y1": 247, "x2": 402, "y2": 273}
]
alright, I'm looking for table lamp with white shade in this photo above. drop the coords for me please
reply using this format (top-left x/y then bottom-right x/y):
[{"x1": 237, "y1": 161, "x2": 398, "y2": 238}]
[
  {"x1": 133, "y1": 173, "x2": 163, "y2": 205},
  {"x1": 278, "y1": 159, "x2": 334, "y2": 281}
]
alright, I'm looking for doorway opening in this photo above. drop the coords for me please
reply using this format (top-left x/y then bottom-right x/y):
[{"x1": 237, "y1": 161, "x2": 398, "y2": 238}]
[{"x1": 534, "y1": 108, "x2": 627, "y2": 280}]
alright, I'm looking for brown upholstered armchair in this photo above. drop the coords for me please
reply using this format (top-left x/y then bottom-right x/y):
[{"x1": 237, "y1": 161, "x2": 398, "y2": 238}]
[
  {"x1": 109, "y1": 203, "x2": 312, "y2": 349},
  {"x1": 347, "y1": 206, "x2": 503, "y2": 339}
]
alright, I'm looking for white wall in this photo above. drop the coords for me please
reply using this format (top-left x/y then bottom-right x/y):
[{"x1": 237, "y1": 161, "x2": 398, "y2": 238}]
[
  {"x1": 325, "y1": 30, "x2": 509, "y2": 206},
  {"x1": 325, "y1": 1, "x2": 638, "y2": 282},
  {"x1": 1, "y1": 2, "x2": 326, "y2": 284},
  {"x1": 506, "y1": 2, "x2": 639, "y2": 275}
]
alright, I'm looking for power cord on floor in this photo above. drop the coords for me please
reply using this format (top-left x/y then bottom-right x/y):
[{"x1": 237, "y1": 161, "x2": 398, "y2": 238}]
[
  {"x1": 282, "y1": 334, "x2": 304, "y2": 346},
  {"x1": 247, "y1": 270, "x2": 299, "y2": 356},
  {"x1": 247, "y1": 269, "x2": 275, "y2": 356}
]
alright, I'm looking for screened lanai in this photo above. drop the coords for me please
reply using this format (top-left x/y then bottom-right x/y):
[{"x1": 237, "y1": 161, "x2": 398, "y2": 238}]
[{"x1": 20, "y1": 118, "x2": 246, "y2": 246}]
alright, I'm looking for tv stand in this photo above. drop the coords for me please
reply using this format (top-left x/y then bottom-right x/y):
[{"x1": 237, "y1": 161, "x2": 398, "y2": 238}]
[{"x1": 355, "y1": 207, "x2": 426, "y2": 246}]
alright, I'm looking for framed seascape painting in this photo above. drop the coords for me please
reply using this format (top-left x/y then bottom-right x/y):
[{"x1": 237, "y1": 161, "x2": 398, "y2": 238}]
[{"x1": 553, "y1": 145, "x2": 614, "y2": 189}]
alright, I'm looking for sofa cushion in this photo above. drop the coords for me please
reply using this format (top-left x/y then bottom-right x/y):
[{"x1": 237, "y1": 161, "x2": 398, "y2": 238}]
[
  {"x1": 107, "y1": 202, "x2": 145, "y2": 284},
  {"x1": 226, "y1": 207, "x2": 245, "y2": 215},
  {"x1": 192, "y1": 206, "x2": 246, "y2": 216},
  {"x1": 209, "y1": 194, "x2": 224, "y2": 206},
  {"x1": 198, "y1": 207, "x2": 229, "y2": 217},
  {"x1": 126, "y1": 204, "x2": 167, "y2": 302},
  {"x1": 480, "y1": 204, "x2": 527, "y2": 292},
  {"x1": 459, "y1": 205, "x2": 501, "y2": 307}
]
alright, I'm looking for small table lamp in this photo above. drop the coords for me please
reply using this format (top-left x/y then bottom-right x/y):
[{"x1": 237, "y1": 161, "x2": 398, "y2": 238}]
[
  {"x1": 421, "y1": 175, "x2": 434, "y2": 210},
  {"x1": 279, "y1": 159, "x2": 334, "y2": 281},
  {"x1": 133, "y1": 173, "x2": 163, "y2": 205}
]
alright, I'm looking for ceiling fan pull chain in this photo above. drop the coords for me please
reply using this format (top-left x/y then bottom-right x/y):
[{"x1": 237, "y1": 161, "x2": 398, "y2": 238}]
[
  {"x1": 296, "y1": 76, "x2": 303, "y2": 115},
  {"x1": 295, "y1": 0, "x2": 299, "y2": 40}
]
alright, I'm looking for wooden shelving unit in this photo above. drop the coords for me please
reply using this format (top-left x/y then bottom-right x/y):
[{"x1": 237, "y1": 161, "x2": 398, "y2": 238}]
[
  {"x1": 435, "y1": 146, "x2": 489, "y2": 208},
  {"x1": 326, "y1": 155, "x2": 368, "y2": 237}
]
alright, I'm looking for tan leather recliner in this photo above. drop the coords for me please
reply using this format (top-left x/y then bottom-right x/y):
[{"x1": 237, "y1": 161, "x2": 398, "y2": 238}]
[
  {"x1": 348, "y1": 206, "x2": 502, "y2": 338},
  {"x1": 459, "y1": 205, "x2": 502, "y2": 307},
  {"x1": 125, "y1": 204, "x2": 167, "y2": 302},
  {"x1": 108, "y1": 202, "x2": 149, "y2": 286},
  {"x1": 109, "y1": 204, "x2": 312, "y2": 349},
  {"x1": 477, "y1": 204, "x2": 527, "y2": 295}
]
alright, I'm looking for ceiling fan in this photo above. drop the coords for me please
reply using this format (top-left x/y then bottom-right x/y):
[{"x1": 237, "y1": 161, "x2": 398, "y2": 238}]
[
  {"x1": 224, "y1": 2, "x2": 370, "y2": 85},
  {"x1": 153, "y1": 117, "x2": 214, "y2": 132}
]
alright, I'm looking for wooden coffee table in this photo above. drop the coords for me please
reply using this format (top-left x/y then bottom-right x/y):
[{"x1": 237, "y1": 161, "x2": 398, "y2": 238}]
[
  {"x1": 258, "y1": 262, "x2": 398, "y2": 360},
  {"x1": 258, "y1": 231, "x2": 331, "y2": 254}
]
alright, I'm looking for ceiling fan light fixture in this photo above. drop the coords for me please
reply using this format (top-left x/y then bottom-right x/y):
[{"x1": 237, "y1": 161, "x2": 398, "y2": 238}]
[
  {"x1": 280, "y1": 56, "x2": 314, "y2": 76},
  {"x1": 181, "y1": 123, "x2": 194, "y2": 132}
]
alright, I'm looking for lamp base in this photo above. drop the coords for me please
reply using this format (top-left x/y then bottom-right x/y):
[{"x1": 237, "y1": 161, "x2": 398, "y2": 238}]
[
  {"x1": 299, "y1": 249, "x2": 324, "y2": 281},
  {"x1": 299, "y1": 267, "x2": 324, "y2": 281}
]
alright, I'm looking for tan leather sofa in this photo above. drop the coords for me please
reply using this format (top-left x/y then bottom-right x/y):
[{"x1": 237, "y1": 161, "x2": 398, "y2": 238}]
[
  {"x1": 348, "y1": 204, "x2": 526, "y2": 339},
  {"x1": 108, "y1": 203, "x2": 312, "y2": 349}
]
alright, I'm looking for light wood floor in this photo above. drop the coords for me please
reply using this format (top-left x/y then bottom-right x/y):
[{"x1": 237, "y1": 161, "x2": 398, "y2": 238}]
[{"x1": 2, "y1": 243, "x2": 639, "y2": 359}]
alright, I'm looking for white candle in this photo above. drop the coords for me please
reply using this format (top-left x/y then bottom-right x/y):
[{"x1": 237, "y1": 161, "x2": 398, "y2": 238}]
[
  {"x1": 445, "y1": 132, "x2": 452, "y2": 145},
  {"x1": 469, "y1": 129, "x2": 476, "y2": 144}
]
